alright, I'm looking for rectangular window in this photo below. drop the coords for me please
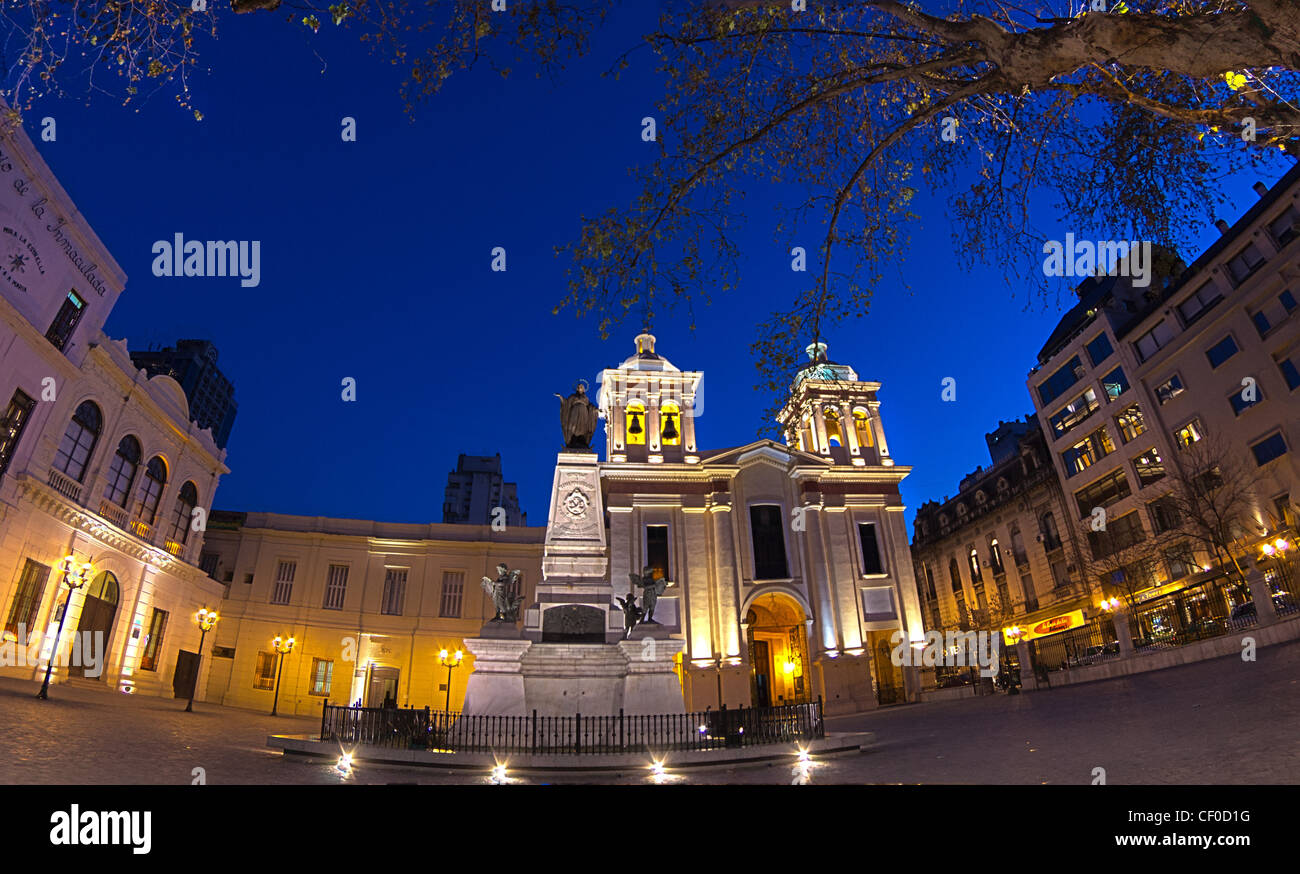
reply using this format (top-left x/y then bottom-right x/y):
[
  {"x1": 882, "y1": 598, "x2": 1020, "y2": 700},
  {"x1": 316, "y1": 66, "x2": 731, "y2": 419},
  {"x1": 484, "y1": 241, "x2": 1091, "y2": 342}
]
[
  {"x1": 1037, "y1": 356, "x2": 1086, "y2": 407},
  {"x1": 1114, "y1": 404, "x2": 1146, "y2": 444},
  {"x1": 1087, "y1": 511, "x2": 1145, "y2": 560},
  {"x1": 1281, "y1": 289, "x2": 1298, "y2": 313},
  {"x1": 1268, "y1": 205, "x2": 1300, "y2": 247},
  {"x1": 199, "y1": 552, "x2": 220, "y2": 579},
  {"x1": 139, "y1": 608, "x2": 169, "y2": 672},
  {"x1": 45, "y1": 290, "x2": 86, "y2": 352},
  {"x1": 1225, "y1": 243, "x2": 1266, "y2": 285},
  {"x1": 1280, "y1": 357, "x2": 1300, "y2": 391},
  {"x1": 1061, "y1": 426, "x2": 1116, "y2": 477},
  {"x1": 1085, "y1": 333, "x2": 1114, "y2": 367},
  {"x1": 1048, "y1": 388, "x2": 1099, "y2": 440},
  {"x1": 1100, "y1": 366, "x2": 1130, "y2": 401},
  {"x1": 858, "y1": 522, "x2": 884, "y2": 575},
  {"x1": 0, "y1": 389, "x2": 36, "y2": 478},
  {"x1": 1252, "y1": 432, "x2": 1288, "y2": 466},
  {"x1": 253, "y1": 651, "x2": 277, "y2": 690},
  {"x1": 380, "y1": 568, "x2": 407, "y2": 616},
  {"x1": 270, "y1": 560, "x2": 295, "y2": 605},
  {"x1": 646, "y1": 525, "x2": 670, "y2": 580},
  {"x1": 1074, "y1": 469, "x2": 1131, "y2": 517},
  {"x1": 309, "y1": 658, "x2": 333, "y2": 696},
  {"x1": 1134, "y1": 448, "x2": 1167, "y2": 487},
  {"x1": 1176, "y1": 283, "x2": 1223, "y2": 326},
  {"x1": 1206, "y1": 335, "x2": 1239, "y2": 369},
  {"x1": 1134, "y1": 320, "x2": 1177, "y2": 362},
  {"x1": 1149, "y1": 498, "x2": 1180, "y2": 534},
  {"x1": 749, "y1": 504, "x2": 789, "y2": 580},
  {"x1": 322, "y1": 564, "x2": 348, "y2": 610},
  {"x1": 1174, "y1": 419, "x2": 1204, "y2": 448},
  {"x1": 439, "y1": 570, "x2": 464, "y2": 618},
  {"x1": 1252, "y1": 310, "x2": 1272, "y2": 337},
  {"x1": 1229, "y1": 383, "x2": 1263, "y2": 415},
  {"x1": 4, "y1": 558, "x2": 51, "y2": 636},
  {"x1": 1155, "y1": 374, "x2": 1185, "y2": 404}
]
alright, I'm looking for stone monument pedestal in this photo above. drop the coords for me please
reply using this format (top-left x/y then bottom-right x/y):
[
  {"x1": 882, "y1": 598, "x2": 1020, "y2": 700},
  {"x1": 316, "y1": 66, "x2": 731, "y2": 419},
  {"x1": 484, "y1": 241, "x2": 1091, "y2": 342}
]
[{"x1": 460, "y1": 449, "x2": 688, "y2": 717}]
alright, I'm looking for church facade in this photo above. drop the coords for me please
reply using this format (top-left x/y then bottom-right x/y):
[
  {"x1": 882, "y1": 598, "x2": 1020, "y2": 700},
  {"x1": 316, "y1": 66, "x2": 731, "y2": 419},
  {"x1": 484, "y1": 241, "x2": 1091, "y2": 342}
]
[{"x1": 598, "y1": 334, "x2": 923, "y2": 713}]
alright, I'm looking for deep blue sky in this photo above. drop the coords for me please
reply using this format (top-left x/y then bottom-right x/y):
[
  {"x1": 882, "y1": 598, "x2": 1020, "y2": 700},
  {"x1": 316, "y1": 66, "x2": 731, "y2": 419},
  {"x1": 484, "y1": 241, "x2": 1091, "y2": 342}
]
[{"x1": 20, "y1": 5, "x2": 1281, "y2": 532}]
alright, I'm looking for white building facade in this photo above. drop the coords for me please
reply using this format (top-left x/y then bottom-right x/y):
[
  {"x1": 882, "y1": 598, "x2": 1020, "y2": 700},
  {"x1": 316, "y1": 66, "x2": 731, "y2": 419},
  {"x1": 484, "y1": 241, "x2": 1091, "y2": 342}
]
[{"x1": 0, "y1": 111, "x2": 228, "y2": 698}]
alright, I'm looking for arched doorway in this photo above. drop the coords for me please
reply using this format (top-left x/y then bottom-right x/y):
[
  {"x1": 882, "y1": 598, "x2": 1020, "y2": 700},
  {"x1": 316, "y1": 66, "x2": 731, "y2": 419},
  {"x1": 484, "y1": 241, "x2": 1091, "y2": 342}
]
[
  {"x1": 71, "y1": 571, "x2": 118, "y2": 680},
  {"x1": 874, "y1": 637, "x2": 904, "y2": 705},
  {"x1": 745, "y1": 592, "x2": 810, "y2": 706}
]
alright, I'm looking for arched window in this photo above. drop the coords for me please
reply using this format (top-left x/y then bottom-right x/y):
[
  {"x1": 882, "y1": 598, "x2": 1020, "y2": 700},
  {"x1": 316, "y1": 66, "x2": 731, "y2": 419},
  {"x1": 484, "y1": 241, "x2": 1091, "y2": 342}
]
[
  {"x1": 103, "y1": 436, "x2": 141, "y2": 508},
  {"x1": 625, "y1": 401, "x2": 646, "y2": 445},
  {"x1": 660, "y1": 401, "x2": 681, "y2": 446},
  {"x1": 823, "y1": 407, "x2": 843, "y2": 446},
  {"x1": 948, "y1": 558, "x2": 963, "y2": 593},
  {"x1": 138, "y1": 456, "x2": 168, "y2": 523},
  {"x1": 989, "y1": 537, "x2": 1004, "y2": 574},
  {"x1": 969, "y1": 546, "x2": 983, "y2": 581},
  {"x1": 53, "y1": 401, "x2": 102, "y2": 482},
  {"x1": 853, "y1": 409, "x2": 873, "y2": 448},
  {"x1": 1041, "y1": 511, "x2": 1061, "y2": 549},
  {"x1": 169, "y1": 481, "x2": 199, "y2": 544}
]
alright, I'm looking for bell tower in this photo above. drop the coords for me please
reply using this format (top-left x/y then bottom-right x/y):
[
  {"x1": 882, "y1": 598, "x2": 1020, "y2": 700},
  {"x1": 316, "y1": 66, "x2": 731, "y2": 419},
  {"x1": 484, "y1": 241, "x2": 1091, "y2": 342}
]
[
  {"x1": 598, "y1": 333, "x2": 704, "y2": 464},
  {"x1": 776, "y1": 342, "x2": 894, "y2": 467}
]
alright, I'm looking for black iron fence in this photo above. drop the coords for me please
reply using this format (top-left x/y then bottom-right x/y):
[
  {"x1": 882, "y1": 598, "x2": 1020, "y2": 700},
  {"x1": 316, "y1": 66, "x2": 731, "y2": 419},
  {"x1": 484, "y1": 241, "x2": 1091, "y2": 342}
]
[
  {"x1": 1030, "y1": 615, "x2": 1120, "y2": 674},
  {"x1": 320, "y1": 698, "x2": 824, "y2": 755}
]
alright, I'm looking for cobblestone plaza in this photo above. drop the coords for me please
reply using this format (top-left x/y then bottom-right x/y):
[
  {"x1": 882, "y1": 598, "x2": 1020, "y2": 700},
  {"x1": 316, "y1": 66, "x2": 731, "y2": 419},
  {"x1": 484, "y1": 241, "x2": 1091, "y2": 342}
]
[{"x1": 3, "y1": 640, "x2": 1295, "y2": 786}]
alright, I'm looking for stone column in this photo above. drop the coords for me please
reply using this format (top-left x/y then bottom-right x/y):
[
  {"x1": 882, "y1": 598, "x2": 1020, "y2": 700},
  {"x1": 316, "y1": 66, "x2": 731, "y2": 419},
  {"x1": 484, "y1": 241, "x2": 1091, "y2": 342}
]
[
  {"x1": 1015, "y1": 641, "x2": 1036, "y2": 690},
  {"x1": 868, "y1": 402, "x2": 891, "y2": 463},
  {"x1": 840, "y1": 402, "x2": 859, "y2": 456},
  {"x1": 800, "y1": 496, "x2": 840, "y2": 651},
  {"x1": 1249, "y1": 567, "x2": 1278, "y2": 626},
  {"x1": 1114, "y1": 611, "x2": 1134, "y2": 657},
  {"x1": 709, "y1": 496, "x2": 741, "y2": 657}
]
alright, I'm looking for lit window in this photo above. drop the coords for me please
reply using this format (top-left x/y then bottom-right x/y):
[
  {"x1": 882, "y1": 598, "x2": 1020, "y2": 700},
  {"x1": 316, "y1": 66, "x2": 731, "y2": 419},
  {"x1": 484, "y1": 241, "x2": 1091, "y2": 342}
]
[
  {"x1": 1154, "y1": 374, "x2": 1185, "y2": 404},
  {"x1": 1115, "y1": 404, "x2": 1146, "y2": 443},
  {"x1": 1100, "y1": 366, "x2": 1129, "y2": 400},
  {"x1": 1174, "y1": 419, "x2": 1204, "y2": 448},
  {"x1": 45, "y1": 290, "x2": 86, "y2": 352},
  {"x1": 310, "y1": 658, "x2": 333, "y2": 696},
  {"x1": 1134, "y1": 448, "x2": 1166, "y2": 487}
]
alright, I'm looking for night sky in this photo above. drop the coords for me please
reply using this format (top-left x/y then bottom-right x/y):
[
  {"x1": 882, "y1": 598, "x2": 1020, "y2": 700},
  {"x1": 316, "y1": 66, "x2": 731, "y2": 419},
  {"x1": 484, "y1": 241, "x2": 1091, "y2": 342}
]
[{"x1": 18, "y1": 5, "x2": 1277, "y2": 531}]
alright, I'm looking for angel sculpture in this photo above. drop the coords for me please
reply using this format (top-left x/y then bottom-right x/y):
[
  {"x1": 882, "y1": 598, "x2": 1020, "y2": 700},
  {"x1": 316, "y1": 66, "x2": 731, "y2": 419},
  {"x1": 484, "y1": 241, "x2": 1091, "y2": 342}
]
[
  {"x1": 615, "y1": 592, "x2": 643, "y2": 639},
  {"x1": 481, "y1": 562, "x2": 525, "y2": 622},
  {"x1": 630, "y1": 566, "x2": 668, "y2": 624}
]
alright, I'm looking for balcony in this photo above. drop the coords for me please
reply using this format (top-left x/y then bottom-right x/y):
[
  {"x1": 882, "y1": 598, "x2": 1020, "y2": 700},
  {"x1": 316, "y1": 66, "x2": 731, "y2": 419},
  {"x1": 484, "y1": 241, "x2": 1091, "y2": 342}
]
[{"x1": 46, "y1": 468, "x2": 83, "y2": 502}]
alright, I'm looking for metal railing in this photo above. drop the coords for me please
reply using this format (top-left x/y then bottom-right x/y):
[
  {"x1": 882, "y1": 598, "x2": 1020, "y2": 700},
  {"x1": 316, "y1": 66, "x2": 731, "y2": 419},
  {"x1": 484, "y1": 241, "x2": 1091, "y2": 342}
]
[{"x1": 320, "y1": 698, "x2": 824, "y2": 755}]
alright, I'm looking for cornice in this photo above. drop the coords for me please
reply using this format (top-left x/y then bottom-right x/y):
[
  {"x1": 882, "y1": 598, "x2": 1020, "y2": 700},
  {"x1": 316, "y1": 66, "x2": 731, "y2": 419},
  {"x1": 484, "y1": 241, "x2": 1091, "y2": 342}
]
[{"x1": 15, "y1": 474, "x2": 217, "y2": 588}]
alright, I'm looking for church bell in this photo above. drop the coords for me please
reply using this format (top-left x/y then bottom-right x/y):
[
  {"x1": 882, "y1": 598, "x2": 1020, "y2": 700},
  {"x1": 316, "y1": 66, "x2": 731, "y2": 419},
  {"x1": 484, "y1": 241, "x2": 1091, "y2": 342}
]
[
  {"x1": 661, "y1": 414, "x2": 679, "y2": 441},
  {"x1": 628, "y1": 412, "x2": 643, "y2": 435}
]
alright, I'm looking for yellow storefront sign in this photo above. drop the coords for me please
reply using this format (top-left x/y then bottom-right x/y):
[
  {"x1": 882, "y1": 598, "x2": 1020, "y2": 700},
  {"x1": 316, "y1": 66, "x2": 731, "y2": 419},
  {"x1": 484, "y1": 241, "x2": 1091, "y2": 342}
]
[{"x1": 1003, "y1": 609, "x2": 1086, "y2": 644}]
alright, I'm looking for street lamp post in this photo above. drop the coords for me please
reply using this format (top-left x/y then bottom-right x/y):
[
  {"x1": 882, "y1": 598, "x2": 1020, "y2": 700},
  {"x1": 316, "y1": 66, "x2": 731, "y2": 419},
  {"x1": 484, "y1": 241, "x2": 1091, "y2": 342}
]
[
  {"x1": 36, "y1": 556, "x2": 92, "y2": 700},
  {"x1": 269, "y1": 634, "x2": 296, "y2": 716},
  {"x1": 437, "y1": 648, "x2": 464, "y2": 713},
  {"x1": 185, "y1": 608, "x2": 219, "y2": 713}
]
